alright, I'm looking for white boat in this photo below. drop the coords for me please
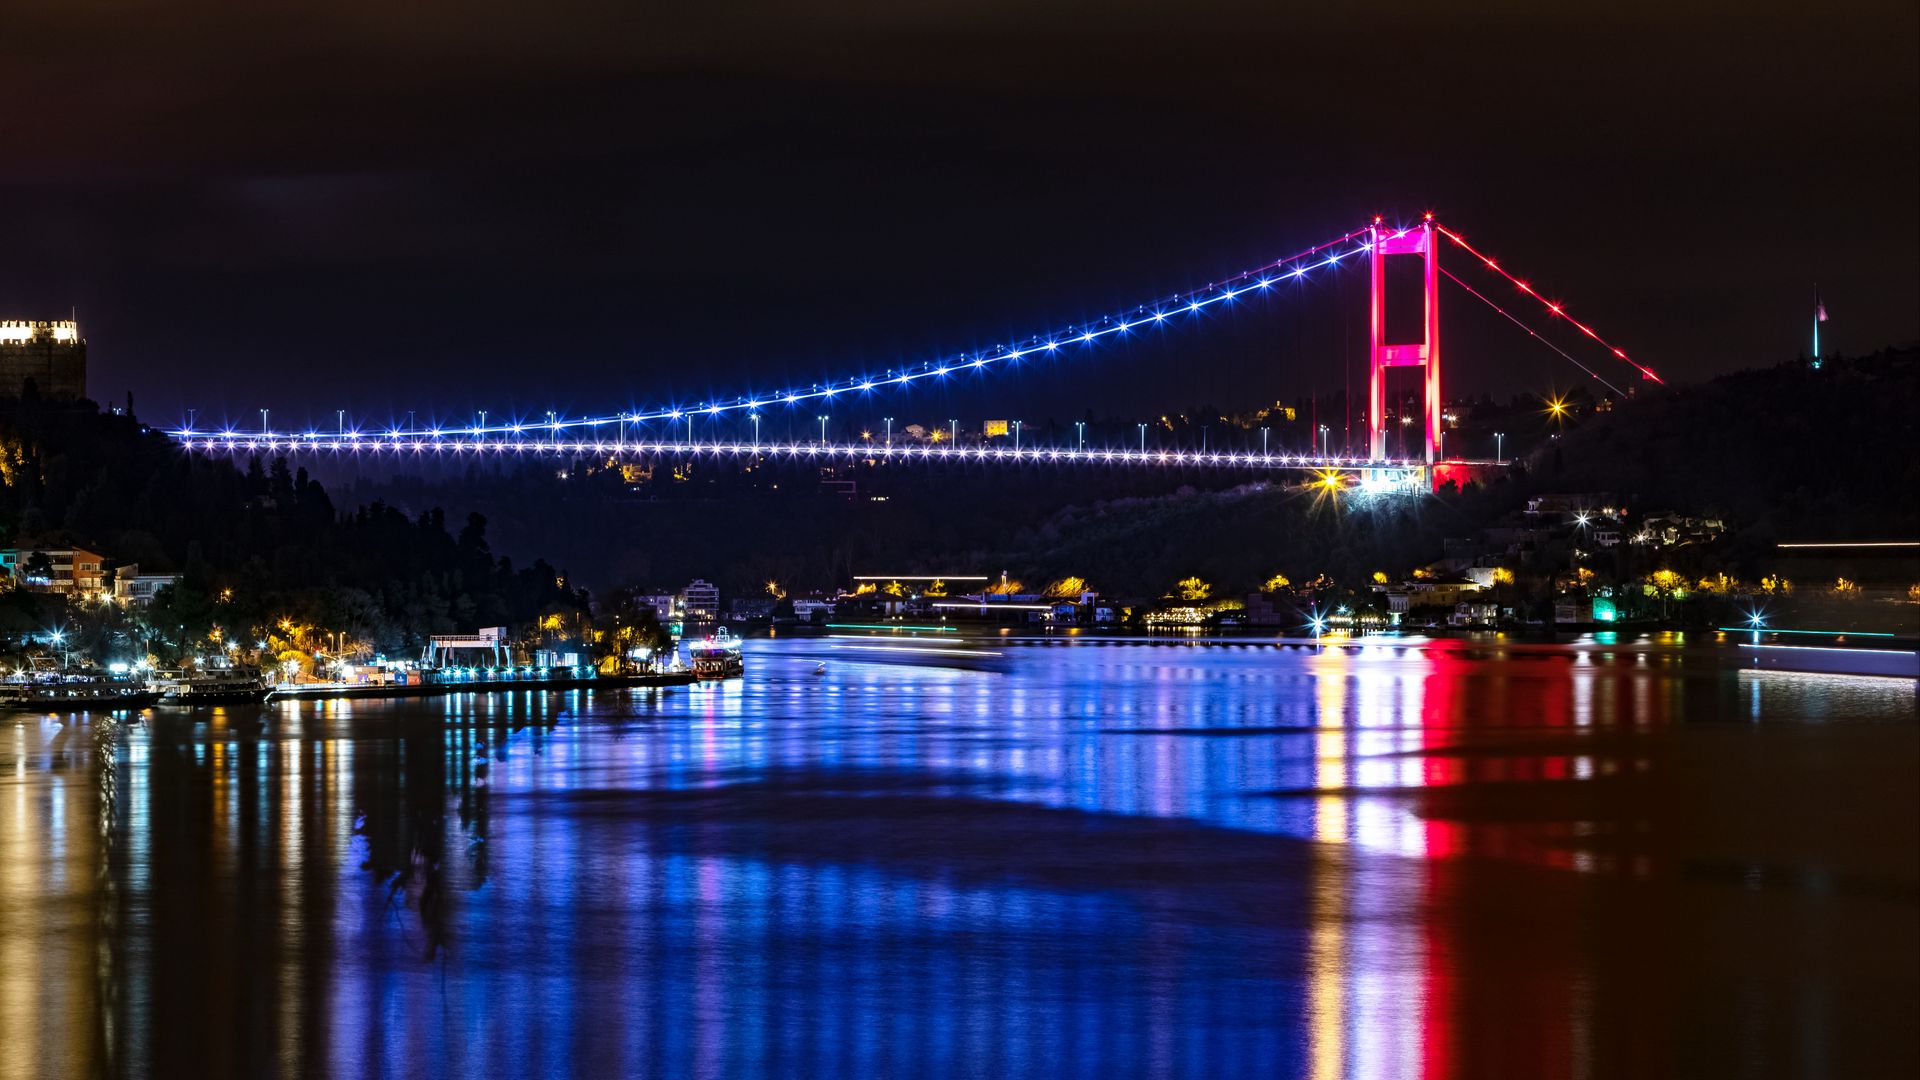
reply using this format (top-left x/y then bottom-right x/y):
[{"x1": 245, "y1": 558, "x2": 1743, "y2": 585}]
[
  {"x1": 689, "y1": 629, "x2": 745, "y2": 679},
  {"x1": 158, "y1": 664, "x2": 275, "y2": 705}
]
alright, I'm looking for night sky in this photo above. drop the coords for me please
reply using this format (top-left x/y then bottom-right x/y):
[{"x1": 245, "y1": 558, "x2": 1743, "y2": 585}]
[{"x1": 5, "y1": 1, "x2": 1916, "y2": 431}]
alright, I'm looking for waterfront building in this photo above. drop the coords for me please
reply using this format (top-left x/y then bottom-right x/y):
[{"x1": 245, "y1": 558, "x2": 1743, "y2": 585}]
[
  {"x1": 0, "y1": 320, "x2": 86, "y2": 399},
  {"x1": 1, "y1": 546, "x2": 109, "y2": 599},
  {"x1": 111, "y1": 565, "x2": 183, "y2": 607},
  {"x1": 681, "y1": 579, "x2": 720, "y2": 621},
  {"x1": 629, "y1": 593, "x2": 679, "y2": 620}
]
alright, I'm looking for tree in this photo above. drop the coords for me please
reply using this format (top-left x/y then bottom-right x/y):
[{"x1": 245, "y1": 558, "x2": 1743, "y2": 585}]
[
  {"x1": 1176, "y1": 576, "x2": 1211, "y2": 602},
  {"x1": 1043, "y1": 576, "x2": 1088, "y2": 599},
  {"x1": 1261, "y1": 573, "x2": 1290, "y2": 593}
]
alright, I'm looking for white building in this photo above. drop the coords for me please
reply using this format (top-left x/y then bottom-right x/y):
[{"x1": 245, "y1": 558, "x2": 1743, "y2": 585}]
[
  {"x1": 112, "y1": 565, "x2": 182, "y2": 607},
  {"x1": 681, "y1": 579, "x2": 720, "y2": 621}
]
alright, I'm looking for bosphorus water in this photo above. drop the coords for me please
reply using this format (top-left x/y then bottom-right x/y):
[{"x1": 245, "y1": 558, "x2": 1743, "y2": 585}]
[{"x1": 4, "y1": 636, "x2": 1915, "y2": 1079}]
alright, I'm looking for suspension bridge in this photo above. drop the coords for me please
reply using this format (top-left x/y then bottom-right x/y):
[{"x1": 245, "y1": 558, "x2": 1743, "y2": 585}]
[{"x1": 169, "y1": 216, "x2": 1658, "y2": 492}]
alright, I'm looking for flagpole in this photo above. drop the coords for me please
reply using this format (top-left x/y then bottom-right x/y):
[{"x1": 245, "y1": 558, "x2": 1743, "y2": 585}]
[{"x1": 1812, "y1": 283, "x2": 1821, "y2": 369}]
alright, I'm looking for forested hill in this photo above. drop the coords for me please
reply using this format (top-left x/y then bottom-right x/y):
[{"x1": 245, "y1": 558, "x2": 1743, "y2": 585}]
[
  {"x1": 0, "y1": 393, "x2": 584, "y2": 650},
  {"x1": 1002, "y1": 348, "x2": 1920, "y2": 594},
  {"x1": 1522, "y1": 347, "x2": 1920, "y2": 541}
]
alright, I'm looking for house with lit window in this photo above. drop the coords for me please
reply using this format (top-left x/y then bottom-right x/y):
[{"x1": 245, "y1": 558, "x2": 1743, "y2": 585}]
[
  {"x1": 1, "y1": 546, "x2": 110, "y2": 599},
  {"x1": 681, "y1": 579, "x2": 720, "y2": 621},
  {"x1": 112, "y1": 564, "x2": 182, "y2": 607}
]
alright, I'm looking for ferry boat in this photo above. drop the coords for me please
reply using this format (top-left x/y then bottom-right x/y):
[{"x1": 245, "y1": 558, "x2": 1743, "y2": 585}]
[
  {"x1": 6, "y1": 673, "x2": 161, "y2": 711},
  {"x1": 158, "y1": 663, "x2": 275, "y2": 705},
  {"x1": 689, "y1": 629, "x2": 745, "y2": 679}
]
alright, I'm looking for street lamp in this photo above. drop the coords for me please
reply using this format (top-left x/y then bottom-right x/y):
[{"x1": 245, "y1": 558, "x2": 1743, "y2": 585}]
[
  {"x1": 1495, "y1": 432, "x2": 1505, "y2": 464},
  {"x1": 1075, "y1": 421, "x2": 1085, "y2": 451},
  {"x1": 818, "y1": 415, "x2": 829, "y2": 444},
  {"x1": 751, "y1": 412, "x2": 761, "y2": 448},
  {"x1": 1012, "y1": 420, "x2": 1022, "y2": 450},
  {"x1": 884, "y1": 417, "x2": 893, "y2": 448},
  {"x1": 1261, "y1": 426, "x2": 1269, "y2": 456},
  {"x1": 260, "y1": 408, "x2": 269, "y2": 437},
  {"x1": 1138, "y1": 423, "x2": 1147, "y2": 453},
  {"x1": 1318, "y1": 424, "x2": 1329, "y2": 458},
  {"x1": 950, "y1": 419, "x2": 959, "y2": 445}
]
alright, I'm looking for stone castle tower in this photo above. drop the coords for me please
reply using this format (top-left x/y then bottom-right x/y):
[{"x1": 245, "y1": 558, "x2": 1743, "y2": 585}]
[{"x1": 0, "y1": 320, "x2": 87, "y2": 399}]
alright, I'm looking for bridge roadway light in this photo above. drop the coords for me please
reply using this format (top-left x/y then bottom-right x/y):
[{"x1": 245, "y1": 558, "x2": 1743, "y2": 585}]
[
  {"x1": 1013, "y1": 420, "x2": 1022, "y2": 450},
  {"x1": 1138, "y1": 423, "x2": 1147, "y2": 453},
  {"x1": 1496, "y1": 432, "x2": 1505, "y2": 463},
  {"x1": 884, "y1": 417, "x2": 893, "y2": 448},
  {"x1": 818, "y1": 415, "x2": 829, "y2": 444},
  {"x1": 1075, "y1": 421, "x2": 1085, "y2": 451}
]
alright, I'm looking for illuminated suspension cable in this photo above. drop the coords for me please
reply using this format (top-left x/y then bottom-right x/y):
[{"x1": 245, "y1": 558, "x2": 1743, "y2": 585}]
[
  {"x1": 1433, "y1": 222, "x2": 1662, "y2": 384},
  {"x1": 1438, "y1": 267, "x2": 1627, "y2": 398},
  {"x1": 172, "y1": 227, "x2": 1376, "y2": 441}
]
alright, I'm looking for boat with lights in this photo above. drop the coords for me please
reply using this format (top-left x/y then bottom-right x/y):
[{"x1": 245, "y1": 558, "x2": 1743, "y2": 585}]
[
  {"x1": 5, "y1": 670, "x2": 161, "y2": 711},
  {"x1": 689, "y1": 629, "x2": 745, "y2": 679},
  {"x1": 158, "y1": 662, "x2": 275, "y2": 705}
]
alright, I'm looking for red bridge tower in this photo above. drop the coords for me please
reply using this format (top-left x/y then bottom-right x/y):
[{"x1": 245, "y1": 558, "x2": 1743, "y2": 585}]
[{"x1": 1367, "y1": 217, "x2": 1441, "y2": 464}]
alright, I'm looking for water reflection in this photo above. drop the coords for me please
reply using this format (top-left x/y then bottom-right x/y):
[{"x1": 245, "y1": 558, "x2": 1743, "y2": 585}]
[{"x1": 0, "y1": 639, "x2": 1913, "y2": 1078}]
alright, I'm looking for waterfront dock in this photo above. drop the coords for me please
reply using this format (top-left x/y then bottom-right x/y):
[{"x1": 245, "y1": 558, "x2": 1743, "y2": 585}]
[{"x1": 269, "y1": 670, "x2": 698, "y2": 702}]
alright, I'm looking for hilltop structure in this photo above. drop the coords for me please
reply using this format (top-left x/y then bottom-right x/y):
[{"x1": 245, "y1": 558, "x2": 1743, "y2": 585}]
[{"x1": 0, "y1": 320, "x2": 86, "y2": 399}]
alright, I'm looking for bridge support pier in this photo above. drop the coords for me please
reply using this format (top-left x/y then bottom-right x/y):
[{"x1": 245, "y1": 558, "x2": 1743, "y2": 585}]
[{"x1": 1367, "y1": 218, "x2": 1441, "y2": 465}]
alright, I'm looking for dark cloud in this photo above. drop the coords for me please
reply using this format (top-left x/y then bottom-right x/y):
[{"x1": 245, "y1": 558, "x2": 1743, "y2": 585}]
[{"x1": 2, "y1": 1, "x2": 1915, "y2": 425}]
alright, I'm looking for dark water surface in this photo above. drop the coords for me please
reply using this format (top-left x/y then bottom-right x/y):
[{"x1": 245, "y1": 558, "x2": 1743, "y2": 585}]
[{"x1": 3, "y1": 636, "x2": 1915, "y2": 1079}]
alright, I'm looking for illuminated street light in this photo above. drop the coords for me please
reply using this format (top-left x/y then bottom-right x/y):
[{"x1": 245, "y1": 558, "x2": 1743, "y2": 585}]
[
  {"x1": 1138, "y1": 423, "x2": 1147, "y2": 452},
  {"x1": 818, "y1": 415, "x2": 829, "y2": 444},
  {"x1": 884, "y1": 417, "x2": 893, "y2": 448},
  {"x1": 1496, "y1": 431, "x2": 1505, "y2": 463}
]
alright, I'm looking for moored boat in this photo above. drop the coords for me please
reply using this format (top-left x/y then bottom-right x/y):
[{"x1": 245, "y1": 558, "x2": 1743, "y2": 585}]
[
  {"x1": 689, "y1": 629, "x2": 745, "y2": 679},
  {"x1": 7, "y1": 673, "x2": 161, "y2": 711},
  {"x1": 158, "y1": 664, "x2": 275, "y2": 705}
]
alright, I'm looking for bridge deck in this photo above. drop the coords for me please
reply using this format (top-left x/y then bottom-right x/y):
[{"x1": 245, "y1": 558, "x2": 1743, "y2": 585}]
[{"x1": 175, "y1": 436, "x2": 1442, "y2": 472}]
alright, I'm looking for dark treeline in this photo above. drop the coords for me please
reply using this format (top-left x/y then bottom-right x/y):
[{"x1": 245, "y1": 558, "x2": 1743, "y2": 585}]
[
  {"x1": 0, "y1": 389, "x2": 585, "y2": 654},
  {"x1": 323, "y1": 348, "x2": 1920, "y2": 603},
  {"x1": 3, "y1": 346, "x2": 1911, "y2": 650}
]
